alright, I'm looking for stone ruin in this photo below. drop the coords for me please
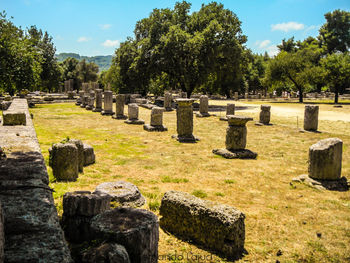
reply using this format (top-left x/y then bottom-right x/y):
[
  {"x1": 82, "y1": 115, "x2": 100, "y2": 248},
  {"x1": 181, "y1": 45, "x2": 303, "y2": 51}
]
[
  {"x1": 234, "y1": 92, "x2": 239, "y2": 100},
  {"x1": 255, "y1": 105, "x2": 271, "y2": 125},
  {"x1": 113, "y1": 94, "x2": 127, "y2": 120},
  {"x1": 101, "y1": 90, "x2": 114, "y2": 116},
  {"x1": 172, "y1": 98, "x2": 199, "y2": 143},
  {"x1": 220, "y1": 103, "x2": 235, "y2": 121},
  {"x1": 196, "y1": 95, "x2": 211, "y2": 117},
  {"x1": 303, "y1": 105, "x2": 319, "y2": 132},
  {"x1": 2, "y1": 99, "x2": 26, "y2": 126},
  {"x1": 143, "y1": 107, "x2": 168, "y2": 132},
  {"x1": 160, "y1": 191, "x2": 245, "y2": 260},
  {"x1": 61, "y1": 187, "x2": 157, "y2": 263},
  {"x1": 124, "y1": 103, "x2": 145, "y2": 125},
  {"x1": 85, "y1": 90, "x2": 95, "y2": 111},
  {"x1": 0, "y1": 98, "x2": 72, "y2": 262},
  {"x1": 164, "y1": 92, "x2": 173, "y2": 111},
  {"x1": 64, "y1": 79, "x2": 74, "y2": 94},
  {"x1": 292, "y1": 138, "x2": 349, "y2": 191},
  {"x1": 213, "y1": 115, "x2": 257, "y2": 159},
  {"x1": 92, "y1": 89, "x2": 103, "y2": 112},
  {"x1": 76, "y1": 90, "x2": 84, "y2": 106},
  {"x1": 49, "y1": 139, "x2": 95, "y2": 182}
]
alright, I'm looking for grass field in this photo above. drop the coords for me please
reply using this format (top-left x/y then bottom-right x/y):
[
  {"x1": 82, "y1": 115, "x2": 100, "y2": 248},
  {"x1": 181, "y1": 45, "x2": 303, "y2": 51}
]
[{"x1": 30, "y1": 100, "x2": 350, "y2": 263}]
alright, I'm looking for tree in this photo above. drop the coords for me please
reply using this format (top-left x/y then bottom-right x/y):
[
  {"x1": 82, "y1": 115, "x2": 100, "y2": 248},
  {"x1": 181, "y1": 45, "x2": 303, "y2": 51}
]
[
  {"x1": 319, "y1": 9, "x2": 350, "y2": 54},
  {"x1": 76, "y1": 59, "x2": 99, "y2": 84},
  {"x1": 320, "y1": 53, "x2": 350, "y2": 103}
]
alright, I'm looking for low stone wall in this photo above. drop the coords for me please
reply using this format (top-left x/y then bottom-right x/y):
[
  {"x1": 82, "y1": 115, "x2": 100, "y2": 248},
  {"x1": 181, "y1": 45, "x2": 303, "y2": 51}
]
[
  {"x1": 0, "y1": 98, "x2": 72, "y2": 262},
  {"x1": 160, "y1": 191, "x2": 245, "y2": 260},
  {"x1": 2, "y1": 99, "x2": 26, "y2": 125}
]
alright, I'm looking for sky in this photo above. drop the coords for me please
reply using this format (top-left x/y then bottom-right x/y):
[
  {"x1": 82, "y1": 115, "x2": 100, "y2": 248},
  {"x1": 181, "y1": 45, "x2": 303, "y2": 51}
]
[{"x1": 1, "y1": 0, "x2": 349, "y2": 57}]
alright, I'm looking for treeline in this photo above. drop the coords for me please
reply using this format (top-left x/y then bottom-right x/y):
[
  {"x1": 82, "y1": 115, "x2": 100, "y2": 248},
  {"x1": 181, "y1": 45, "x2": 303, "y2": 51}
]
[
  {"x1": 101, "y1": 1, "x2": 349, "y2": 103},
  {"x1": 56, "y1": 53, "x2": 112, "y2": 72},
  {"x1": 0, "y1": 11, "x2": 99, "y2": 95}
]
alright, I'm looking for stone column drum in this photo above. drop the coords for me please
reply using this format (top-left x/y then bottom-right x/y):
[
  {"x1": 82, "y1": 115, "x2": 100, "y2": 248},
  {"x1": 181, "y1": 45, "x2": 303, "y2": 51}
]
[
  {"x1": 172, "y1": 99, "x2": 199, "y2": 142},
  {"x1": 76, "y1": 91, "x2": 84, "y2": 106},
  {"x1": 164, "y1": 92, "x2": 173, "y2": 111},
  {"x1": 125, "y1": 103, "x2": 144, "y2": 124},
  {"x1": 101, "y1": 91, "x2": 114, "y2": 115},
  {"x1": 86, "y1": 90, "x2": 95, "y2": 110},
  {"x1": 234, "y1": 92, "x2": 239, "y2": 100},
  {"x1": 213, "y1": 115, "x2": 257, "y2": 159},
  {"x1": 196, "y1": 95, "x2": 210, "y2": 117},
  {"x1": 259, "y1": 105, "x2": 271, "y2": 125},
  {"x1": 144, "y1": 107, "x2": 168, "y2": 132},
  {"x1": 308, "y1": 138, "x2": 342, "y2": 180},
  {"x1": 93, "y1": 89, "x2": 103, "y2": 112},
  {"x1": 220, "y1": 103, "x2": 235, "y2": 121},
  {"x1": 113, "y1": 94, "x2": 127, "y2": 119},
  {"x1": 304, "y1": 105, "x2": 319, "y2": 131}
]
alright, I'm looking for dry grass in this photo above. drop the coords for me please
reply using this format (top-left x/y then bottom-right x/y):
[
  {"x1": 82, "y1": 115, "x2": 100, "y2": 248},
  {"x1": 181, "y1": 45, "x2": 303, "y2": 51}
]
[{"x1": 30, "y1": 101, "x2": 350, "y2": 263}]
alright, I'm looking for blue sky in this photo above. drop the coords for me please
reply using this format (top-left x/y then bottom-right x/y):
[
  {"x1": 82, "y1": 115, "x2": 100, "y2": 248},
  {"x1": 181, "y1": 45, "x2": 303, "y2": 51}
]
[{"x1": 1, "y1": 0, "x2": 349, "y2": 56}]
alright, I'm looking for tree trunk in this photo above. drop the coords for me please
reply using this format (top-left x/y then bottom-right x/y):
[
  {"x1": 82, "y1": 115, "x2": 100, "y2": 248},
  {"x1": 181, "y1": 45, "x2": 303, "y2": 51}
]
[{"x1": 298, "y1": 86, "x2": 303, "y2": 103}]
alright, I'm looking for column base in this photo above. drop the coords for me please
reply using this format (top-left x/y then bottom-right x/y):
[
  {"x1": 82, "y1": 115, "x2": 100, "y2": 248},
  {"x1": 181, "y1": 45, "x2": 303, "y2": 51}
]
[
  {"x1": 196, "y1": 112, "x2": 211, "y2": 118},
  {"x1": 212, "y1": 148, "x2": 257, "y2": 159},
  {"x1": 143, "y1": 124, "x2": 168, "y2": 132},
  {"x1": 75, "y1": 102, "x2": 81, "y2": 106},
  {"x1": 85, "y1": 106, "x2": 93, "y2": 110},
  {"x1": 172, "y1": 134, "x2": 200, "y2": 143},
  {"x1": 80, "y1": 104, "x2": 87, "y2": 108},
  {"x1": 112, "y1": 115, "x2": 128, "y2": 120},
  {"x1": 124, "y1": 119, "x2": 145, "y2": 125},
  {"x1": 92, "y1": 108, "x2": 102, "y2": 112},
  {"x1": 101, "y1": 111, "x2": 114, "y2": 116},
  {"x1": 291, "y1": 174, "x2": 349, "y2": 191},
  {"x1": 164, "y1": 107, "x2": 173, "y2": 111},
  {"x1": 219, "y1": 116, "x2": 228, "y2": 121}
]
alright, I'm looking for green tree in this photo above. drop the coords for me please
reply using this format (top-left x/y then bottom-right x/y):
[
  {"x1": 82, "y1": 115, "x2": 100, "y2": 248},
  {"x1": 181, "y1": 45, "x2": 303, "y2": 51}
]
[
  {"x1": 320, "y1": 53, "x2": 350, "y2": 103},
  {"x1": 76, "y1": 59, "x2": 99, "y2": 85},
  {"x1": 319, "y1": 9, "x2": 350, "y2": 54}
]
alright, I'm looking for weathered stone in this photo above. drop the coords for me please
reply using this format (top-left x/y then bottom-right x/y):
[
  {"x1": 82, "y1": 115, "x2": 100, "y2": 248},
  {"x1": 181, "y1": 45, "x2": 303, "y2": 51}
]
[
  {"x1": 86, "y1": 91, "x2": 95, "y2": 110},
  {"x1": 62, "y1": 191, "x2": 110, "y2": 242},
  {"x1": 76, "y1": 91, "x2": 84, "y2": 105},
  {"x1": 81, "y1": 243, "x2": 130, "y2": 263},
  {"x1": 81, "y1": 95, "x2": 89, "y2": 108},
  {"x1": 143, "y1": 107, "x2": 167, "y2": 132},
  {"x1": 304, "y1": 105, "x2": 319, "y2": 131},
  {"x1": 220, "y1": 103, "x2": 235, "y2": 121},
  {"x1": 90, "y1": 207, "x2": 159, "y2": 263},
  {"x1": 68, "y1": 91, "x2": 74, "y2": 99},
  {"x1": 94, "y1": 181, "x2": 146, "y2": 207},
  {"x1": 173, "y1": 99, "x2": 199, "y2": 142},
  {"x1": 259, "y1": 105, "x2": 271, "y2": 125},
  {"x1": 50, "y1": 143, "x2": 79, "y2": 181},
  {"x1": 83, "y1": 143, "x2": 95, "y2": 166},
  {"x1": 1, "y1": 101, "x2": 11, "y2": 111},
  {"x1": 234, "y1": 92, "x2": 239, "y2": 100},
  {"x1": 160, "y1": 191, "x2": 245, "y2": 260},
  {"x1": 196, "y1": 95, "x2": 210, "y2": 117},
  {"x1": 164, "y1": 92, "x2": 173, "y2": 111},
  {"x1": 3, "y1": 111, "x2": 26, "y2": 126},
  {"x1": 92, "y1": 89, "x2": 103, "y2": 112},
  {"x1": 124, "y1": 104, "x2": 144, "y2": 125},
  {"x1": 308, "y1": 138, "x2": 342, "y2": 180},
  {"x1": 0, "y1": 202, "x2": 4, "y2": 263},
  {"x1": 0, "y1": 98, "x2": 72, "y2": 262},
  {"x1": 68, "y1": 139, "x2": 84, "y2": 173},
  {"x1": 212, "y1": 148, "x2": 257, "y2": 159},
  {"x1": 113, "y1": 94, "x2": 127, "y2": 119},
  {"x1": 101, "y1": 91, "x2": 114, "y2": 115}
]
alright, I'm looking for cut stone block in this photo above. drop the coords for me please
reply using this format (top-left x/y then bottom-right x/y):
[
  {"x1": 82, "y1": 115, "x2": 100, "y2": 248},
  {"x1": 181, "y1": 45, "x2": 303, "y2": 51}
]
[
  {"x1": 90, "y1": 208, "x2": 159, "y2": 263},
  {"x1": 196, "y1": 95, "x2": 210, "y2": 117},
  {"x1": 49, "y1": 143, "x2": 79, "y2": 181},
  {"x1": 3, "y1": 111, "x2": 26, "y2": 126},
  {"x1": 144, "y1": 107, "x2": 167, "y2": 132},
  {"x1": 304, "y1": 105, "x2": 319, "y2": 131},
  {"x1": 160, "y1": 191, "x2": 245, "y2": 260},
  {"x1": 258, "y1": 105, "x2": 271, "y2": 125},
  {"x1": 83, "y1": 143, "x2": 95, "y2": 166},
  {"x1": 69, "y1": 139, "x2": 84, "y2": 173},
  {"x1": 81, "y1": 243, "x2": 130, "y2": 263},
  {"x1": 94, "y1": 181, "x2": 146, "y2": 207},
  {"x1": 308, "y1": 138, "x2": 342, "y2": 180}
]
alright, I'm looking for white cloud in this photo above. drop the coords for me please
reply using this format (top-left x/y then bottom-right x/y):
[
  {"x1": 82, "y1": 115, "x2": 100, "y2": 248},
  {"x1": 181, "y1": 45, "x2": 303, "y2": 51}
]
[
  {"x1": 271, "y1": 22, "x2": 305, "y2": 32},
  {"x1": 77, "y1": 37, "x2": 90, "y2": 42},
  {"x1": 100, "y1": 24, "x2": 112, "y2": 30},
  {"x1": 267, "y1": 45, "x2": 279, "y2": 57},
  {"x1": 257, "y1": 40, "x2": 271, "y2": 49},
  {"x1": 102, "y1": 39, "x2": 120, "y2": 47}
]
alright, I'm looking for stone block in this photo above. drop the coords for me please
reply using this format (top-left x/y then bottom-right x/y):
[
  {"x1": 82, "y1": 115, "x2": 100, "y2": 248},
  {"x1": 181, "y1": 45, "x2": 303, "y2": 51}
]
[
  {"x1": 308, "y1": 138, "x2": 343, "y2": 180},
  {"x1": 160, "y1": 191, "x2": 245, "y2": 259},
  {"x1": 69, "y1": 139, "x2": 84, "y2": 173},
  {"x1": 83, "y1": 143, "x2": 95, "y2": 166},
  {"x1": 304, "y1": 105, "x2": 319, "y2": 131},
  {"x1": 3, "y1": 111, "x2": 26, "y2": 126},
  {"x1": 90, "y1": 208, "x2": 159, "y2": 263},
  {"x1": 81, "y1": 243, "x2": 130, "y2": 263}
]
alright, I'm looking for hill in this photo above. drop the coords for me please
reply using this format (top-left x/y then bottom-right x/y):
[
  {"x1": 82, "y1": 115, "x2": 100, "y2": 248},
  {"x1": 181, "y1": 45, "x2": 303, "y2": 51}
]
[{"x1": 56, "y1": 53, "x2": 113, "y2": 71}]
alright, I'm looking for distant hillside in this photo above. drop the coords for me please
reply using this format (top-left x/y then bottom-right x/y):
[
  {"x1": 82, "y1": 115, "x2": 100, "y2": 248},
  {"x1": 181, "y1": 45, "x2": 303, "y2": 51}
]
[{"x1": 56, "y1": 53, "x2": 113, "y2": 71}]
